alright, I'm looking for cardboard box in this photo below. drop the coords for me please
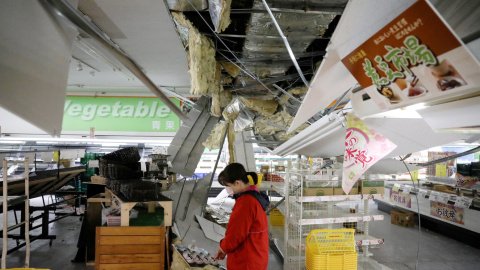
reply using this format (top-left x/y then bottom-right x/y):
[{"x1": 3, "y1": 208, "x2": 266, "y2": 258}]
[
  {"x1": 391, "y1": 209, "x2": 414, "y2": 227},
  {"x1": 91, "y1": 175, "x2": 106, "y2": 185},
  {"x1": 260, "y1": 165, "x2": 269, "y2": 174},
  {"x1": 334, "y1": 182, "x2": 358, "y2": 195},
  {"x1": 304, "y1": 186, "x2": 334, "y2": 196},
  {"x1": 275, "y1": 165, "x2": 285, "y2": 172},
  {"x1": 359, "y1": 180, "x2": 385, "y2": 195}
]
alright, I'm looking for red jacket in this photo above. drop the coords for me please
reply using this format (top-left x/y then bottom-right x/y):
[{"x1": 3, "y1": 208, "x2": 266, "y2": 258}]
[{"x1": 220, "y1": 188, "x2": 269, "y2": 269}]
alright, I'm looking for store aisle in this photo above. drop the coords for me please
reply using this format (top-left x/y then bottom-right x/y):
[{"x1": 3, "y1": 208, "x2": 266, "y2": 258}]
[
  {"x1": 368, "y1": 202, "x2": 479, "y2": 270},
  {"x1": 2, "y1": 200, "x2": 479, "y2": 270}
]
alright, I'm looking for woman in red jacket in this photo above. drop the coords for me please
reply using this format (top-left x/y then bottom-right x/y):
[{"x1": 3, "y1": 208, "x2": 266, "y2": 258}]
[{"x1": 214, "y1": 163, "x2": 270, "y2": 270}]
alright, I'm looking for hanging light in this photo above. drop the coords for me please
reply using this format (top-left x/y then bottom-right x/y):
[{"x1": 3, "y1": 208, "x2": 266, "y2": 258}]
[{"x1": 76, "y1": 61, "x2": 83, "y2": 71}]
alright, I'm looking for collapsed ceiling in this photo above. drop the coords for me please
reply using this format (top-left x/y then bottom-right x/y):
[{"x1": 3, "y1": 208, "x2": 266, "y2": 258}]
[{"x1": 166, "y1": 0, "x2": 348, "y2": 150}]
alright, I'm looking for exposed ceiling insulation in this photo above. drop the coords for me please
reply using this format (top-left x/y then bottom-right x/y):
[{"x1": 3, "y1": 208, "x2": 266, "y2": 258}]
[{"x1": 171, "y1": 0, "x2": 347, "y2": 150}]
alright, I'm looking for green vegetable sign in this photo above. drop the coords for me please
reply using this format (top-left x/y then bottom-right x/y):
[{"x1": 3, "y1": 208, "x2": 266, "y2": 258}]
[{"x1": 62, "y1": 96, "x2": 180, "y2": 132}]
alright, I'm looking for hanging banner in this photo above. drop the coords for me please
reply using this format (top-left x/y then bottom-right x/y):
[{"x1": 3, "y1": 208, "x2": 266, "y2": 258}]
[
  {"x1": 430, "y1": 201, "x2": 465, "y2": 225},
  {"x1": 342, "y1": 114, "x2": 397, "y2": 194},
  {"x1": 455, "y1": 173, "x2": 479, "y2": 188},
  {"x1": 390, "y1": 189, "x2": 412, "y2": 208},
  {"x1": 342, "y1": 0, "x2": 480, "y2": 113},
  {"x1": 427, "y1": 152, "x2": 456, "y2": 177}
]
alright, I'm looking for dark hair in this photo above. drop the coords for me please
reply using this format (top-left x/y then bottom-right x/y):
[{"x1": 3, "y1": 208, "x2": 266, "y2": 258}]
[{"x1": 218, "y1": 163, "x2": 258, "y2": 186}]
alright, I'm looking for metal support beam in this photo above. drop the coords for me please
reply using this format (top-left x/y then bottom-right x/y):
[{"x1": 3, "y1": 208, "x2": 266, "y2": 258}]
[{"x1": 45, "y1": 0, "x2": 188, "y2": 122}]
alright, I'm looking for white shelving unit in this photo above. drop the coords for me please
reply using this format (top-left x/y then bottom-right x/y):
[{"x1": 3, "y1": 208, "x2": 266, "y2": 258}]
[
  {"x1": 283, "y1": 167, "x2": 385, "y2": 270},
  {"x1": 1, "y1": 158, "x2": 30, "y2": 268}
]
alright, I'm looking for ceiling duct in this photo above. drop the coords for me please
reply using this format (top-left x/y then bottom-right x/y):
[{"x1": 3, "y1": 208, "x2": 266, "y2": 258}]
[
  {"x1": 165, "y1": 0, "x2": 208, "y2": 11},
  {"x1": 239, "y1": 0, "x2": 340, "y2": 77}
]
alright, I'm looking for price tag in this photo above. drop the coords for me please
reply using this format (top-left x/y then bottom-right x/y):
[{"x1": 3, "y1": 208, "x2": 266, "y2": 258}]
[
  {"x1": 392, "y1": 184, "x2": 401, "y2": 192},
  {"x1": 418, "y1": 189, "x2": 427, "y2": 198},
  {"x1": 348, "y1": 217, "x2": 356, "y2": 222},
  {"x1": 363, "y1": 216, "x2": 372, "y2": 221},
  {"x1": 429, "y1": 191, "x2": 440, "y2": 201},
  {"x1": 402, "y1": 185, "x2": 413, "y2": 194},
  {"x1": 454, "y1": 197, "x2": 473, "y2": 208},
  {"x1": 362, "y1": 240, "x2": 370, "y2": 246},
  {"x1": 437, "y1": 193, "x2": 450, "y2": 204}
]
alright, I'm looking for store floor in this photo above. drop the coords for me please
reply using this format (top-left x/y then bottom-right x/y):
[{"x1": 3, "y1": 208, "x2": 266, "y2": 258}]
[{"x1": 2, "y1": 199, "x2": 479, "y2": 270}]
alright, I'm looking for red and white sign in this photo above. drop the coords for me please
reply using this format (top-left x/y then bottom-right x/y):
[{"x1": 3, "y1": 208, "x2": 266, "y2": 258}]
[{"x1": 342, "y1": 114, "x2": 397, "y2": 194}]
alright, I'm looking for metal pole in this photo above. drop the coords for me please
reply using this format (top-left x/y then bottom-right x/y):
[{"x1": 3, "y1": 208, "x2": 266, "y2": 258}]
[
  {"x1": 202, "y1": 123, "x2": 229, "y2": 217},
  {"x1": 24, "y1": 158, "x2": 30, "y2": 267},
  {"x1": 2, "y1": 159, "x2": 7, "y2": 268},
  {"x1": 261, "y1": 0, "x2": 310, "y2": 88}
]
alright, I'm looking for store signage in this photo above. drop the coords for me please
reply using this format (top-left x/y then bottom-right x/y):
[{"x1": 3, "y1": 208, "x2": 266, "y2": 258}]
[
  {"x1": 427, "y1": 152, "x2": 456, "y2": 177},
  {"x1": 454, "y1": 196, "x2": 473, "y2": 209},
  {"x1": 341, "y1": 114, "x2": 397, "y2": 194},
  {"x1": 62, "y1": 96, "x2": 180, "y2": 132},
  {"x1": 430, "y1": 201, "x2": 464, "y2": 225},
  {"x1": 455, "y1": 173, "x2": 479, "y2": 188},
  {"x1": 342, "y1": 0, "x2": 480, "y2": 112},
  {"x1": 389, "y1": 189, "x2": 411, "y2": 208},
  {"x1": 402, "y1": 185, "x2": 413, "y2": 194},
  {"x1": 435, "y1": 164, "x2": 447, "y2": 177}
]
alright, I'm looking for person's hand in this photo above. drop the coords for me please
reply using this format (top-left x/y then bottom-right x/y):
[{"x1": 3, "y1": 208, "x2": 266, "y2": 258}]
[{"x1": 214, "y1": 247, "x2": 226, "y2": 260}]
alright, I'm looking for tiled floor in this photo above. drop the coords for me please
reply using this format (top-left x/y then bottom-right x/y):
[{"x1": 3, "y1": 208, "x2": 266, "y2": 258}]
[{"x1": 2, "y1": 199, "x2": 479, "y2": 269}]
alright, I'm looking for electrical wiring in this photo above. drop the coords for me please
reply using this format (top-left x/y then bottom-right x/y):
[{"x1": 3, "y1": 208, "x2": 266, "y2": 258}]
[{"x1": 402, "y1": 158, "x2": 422, "y2": 270}]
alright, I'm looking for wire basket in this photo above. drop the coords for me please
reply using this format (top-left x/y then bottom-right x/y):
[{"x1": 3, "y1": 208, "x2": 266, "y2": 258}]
[
  {"x1": 305, "y1": 248, "x2": 357, "y2": 270},
  {"x1": 270, "y1": 208, "x2": 284, "y2": 226},
  {"x1": 305, "y1": 229, "x2": 357, "y2": 270}
]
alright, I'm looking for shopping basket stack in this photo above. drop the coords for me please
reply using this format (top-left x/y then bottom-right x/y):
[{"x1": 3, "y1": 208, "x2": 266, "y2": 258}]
[{"x1": 305, "y1": 229, "x2": 357, "y2": 270}]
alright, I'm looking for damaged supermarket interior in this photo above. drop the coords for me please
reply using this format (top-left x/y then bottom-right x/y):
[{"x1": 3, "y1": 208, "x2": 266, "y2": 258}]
[{"x1": 1, "y1": 0, "x2": 480, "y2": 269}]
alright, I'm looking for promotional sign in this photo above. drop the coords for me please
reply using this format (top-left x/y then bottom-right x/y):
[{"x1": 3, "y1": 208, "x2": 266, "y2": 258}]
[
  {"x1": 427, "y1": 152, "x2": 456, "y2": 177},
  {"x1": 430, "y1": 201, "x2": 465, "y2": 225},
  {"x1": 455, "y1": 173, "x2": 479, "y2": 188},
  {"x1": 390, "y1": 189, "x2": 412, "y2": 208},
  {"x1": 342, "y1": 0, "x2": 480, "y2": 112},
  {"x1": 342, "y1": 114, "x2": 397, "y2": 194},
  {"x1": 62, "y1": 96, "x2": 180, "y2": 132}
]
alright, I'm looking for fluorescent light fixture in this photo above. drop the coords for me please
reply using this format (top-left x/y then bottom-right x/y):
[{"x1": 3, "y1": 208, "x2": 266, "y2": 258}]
[
  {"x1": 0, "y1": 140, "x2": 25, "y2": 144},
  {"x1": 73, "y1": 37, "x2": 134, "y2": 81},
  {"x1": 0, "y1": 137, "x2": 171, "y2": 144}
]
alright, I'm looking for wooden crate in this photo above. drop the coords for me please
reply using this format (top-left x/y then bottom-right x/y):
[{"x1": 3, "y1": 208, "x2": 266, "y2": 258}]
[{"x1": 95, "y1": 226, "x2": 165, "y2": 270}]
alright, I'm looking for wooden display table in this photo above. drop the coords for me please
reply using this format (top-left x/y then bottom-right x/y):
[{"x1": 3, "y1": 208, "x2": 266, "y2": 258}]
[
  {"x1": 95, "y1": 226, "x2": 165, "y2": 269},
  {"x1": 105, "y1": 188, "x2": 173, "y2": 227}
]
